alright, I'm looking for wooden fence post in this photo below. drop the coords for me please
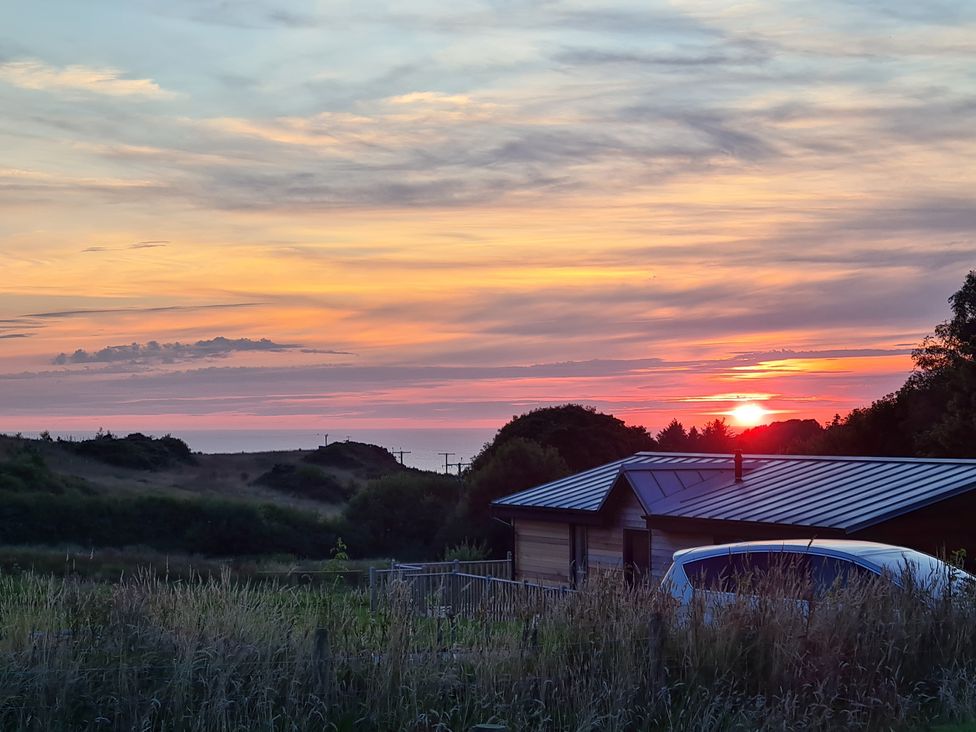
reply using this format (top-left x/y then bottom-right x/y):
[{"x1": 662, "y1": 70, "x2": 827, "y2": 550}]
[
  {"x1": 648, "y1": 610, "x2": 665, "y2": 693},
  {"x1": 313, "y1": 627, "x2": 332, "y2": 703},
  {"x1": 506, "y1": 550, "x2": 514, "y2": 580}
]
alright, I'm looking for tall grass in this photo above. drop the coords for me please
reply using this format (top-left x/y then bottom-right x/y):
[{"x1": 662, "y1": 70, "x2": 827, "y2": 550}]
[{"x1": 0, "y1": 569, "x2": 973, "y2": 730}]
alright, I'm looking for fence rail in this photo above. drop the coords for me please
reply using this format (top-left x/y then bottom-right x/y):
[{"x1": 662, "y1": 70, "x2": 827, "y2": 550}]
[
  {"x1": 370, "y1": 563, "x2": 573, "y2": 620},
  {"x1": 392, "y1": 555, "x2": 514, "y2": 580}
]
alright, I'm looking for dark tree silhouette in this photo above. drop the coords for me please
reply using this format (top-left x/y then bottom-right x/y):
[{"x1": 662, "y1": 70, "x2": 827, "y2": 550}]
[
  {"x1": 809, "y1": 271, "x2": 976, "y2": 457},
  {"x1": 469, "y1": 404, "x2": 656, "y2": 474},
  {"x1": 656, "y1": 419, "x2": 689, "y2": 451},
  {"x1": 454, "y1": 437, "x2": 571, "y2": 554},
  {"x1": 736, "y1": 419, "x2": 824, "y2": 454},
  {"x1": 698, "y1": 418, "x2": 735, "y2": 453}
]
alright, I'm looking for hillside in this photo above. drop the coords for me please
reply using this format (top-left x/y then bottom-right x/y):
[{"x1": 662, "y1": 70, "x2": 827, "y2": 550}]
[
  {"x1": 0, "y1": 433, "x2": 415, "y2": 559},
  {"x1": 0, "y1": 433, "x2": 406, "y2": 516}
]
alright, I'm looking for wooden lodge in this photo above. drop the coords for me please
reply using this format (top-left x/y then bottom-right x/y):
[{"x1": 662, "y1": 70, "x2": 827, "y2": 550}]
[{"x1": 490, "y1": 452, "x2": 976, "y2": 585}]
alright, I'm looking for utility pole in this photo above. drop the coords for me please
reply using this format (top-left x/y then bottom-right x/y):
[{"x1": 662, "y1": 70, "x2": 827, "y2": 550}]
[
  {"x1": 318, "y1": 433, "x2": 329, "y2": 448},
  {"x1": 393, "y1": 449, "x2": 411, "y2": 465},
  {"x1": 438, "y1": 452, "x2": 455, "y2": 474},
  {"x1": 451, "y1": 460, "x2": 469, "y2": 476}
]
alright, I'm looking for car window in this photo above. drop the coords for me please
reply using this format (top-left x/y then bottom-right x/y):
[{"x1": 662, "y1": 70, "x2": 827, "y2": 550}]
[
  {"x1": 684, "y1": 551, "x2": 771, "y2": 593},
  {"x1": 684, "y1": 551, "x2": 879, "y2": 597},
  {"x1": 806, "y1": 555, "x2": 877, "y2": 596}
]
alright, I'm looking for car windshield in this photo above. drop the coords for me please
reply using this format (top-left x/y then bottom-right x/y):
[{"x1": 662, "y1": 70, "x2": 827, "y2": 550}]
[{"x1": 867, "y1": 549, "x2": 974, "y2": 594}]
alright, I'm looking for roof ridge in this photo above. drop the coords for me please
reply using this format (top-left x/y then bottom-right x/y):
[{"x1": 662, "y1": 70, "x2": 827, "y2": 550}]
[{"x1": 634, "y1": 451, "x2": 976, "y2": 465}]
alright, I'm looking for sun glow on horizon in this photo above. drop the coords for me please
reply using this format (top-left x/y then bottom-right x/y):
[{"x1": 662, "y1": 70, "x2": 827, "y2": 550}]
[{"x1": 729, "y1": 403, "x2": 770, "y2": 427}]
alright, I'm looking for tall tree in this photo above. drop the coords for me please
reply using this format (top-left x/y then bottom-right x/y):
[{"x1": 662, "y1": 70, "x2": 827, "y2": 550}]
[
  {"x1": 469, "y1": 404, "x2": 656, "y2": 474},
  {"x1": 807, "y1": 271, "x2": 976, "y2": 458},
  {"x1": 656, "y1": 419, "x2": 689, "y2": 451},
  {"x1": 907, "y1": 270, "x2": 976, "y2": 456},
  {"x1": 913, "y1": 270, "x2": 976, "y2": 373},
  {"x1": 698, "y1": 418, "x2": 735, "y2": 453}
]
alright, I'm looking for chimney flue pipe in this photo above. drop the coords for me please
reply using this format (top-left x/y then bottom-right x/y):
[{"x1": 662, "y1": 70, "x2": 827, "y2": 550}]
[{"x1": 734, "y1": 450, "x2": 744, "y2": 482}]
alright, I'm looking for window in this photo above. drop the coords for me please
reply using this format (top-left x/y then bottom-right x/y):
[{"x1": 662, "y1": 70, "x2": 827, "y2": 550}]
[
  {"x1": 806, "y1": 555, "x2": 876, "y2": 597},
  {"x1": 684, "y1": 552, "x2": 771, "y2": 592},
  {"x1": 684, "y1": 551, "x2": 880, "y2": 597}
]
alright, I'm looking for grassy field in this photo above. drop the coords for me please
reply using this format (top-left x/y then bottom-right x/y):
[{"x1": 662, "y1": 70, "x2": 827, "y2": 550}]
[{"x1": 1, "y1": 569, "x2": 974, "y2": 731}]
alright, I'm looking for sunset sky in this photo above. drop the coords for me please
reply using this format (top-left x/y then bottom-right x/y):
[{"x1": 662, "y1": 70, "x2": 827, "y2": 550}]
[{"x1": 1, "y1": 1, "x2": 974, "y2": 437}]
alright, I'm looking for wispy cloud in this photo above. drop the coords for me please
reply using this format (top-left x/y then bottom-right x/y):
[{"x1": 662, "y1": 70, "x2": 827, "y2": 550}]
[
  {"x1": 82, "y1": 240, "x2": 170, "y2": 253},
  {"x1": 25, "y1": 303, "x2": 262, "y2": 319},
  {"x1": 0, "y1": 59, "x2": 172, "y2": 97},
  {"x1": 52, "y1": 337, "x2": 300, "y2": 365}
]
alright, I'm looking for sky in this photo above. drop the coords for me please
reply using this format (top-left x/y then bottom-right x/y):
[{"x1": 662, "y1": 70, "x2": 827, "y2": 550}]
[{"x1": 1, "y1": 0, "x2": 974, "y2": 438}]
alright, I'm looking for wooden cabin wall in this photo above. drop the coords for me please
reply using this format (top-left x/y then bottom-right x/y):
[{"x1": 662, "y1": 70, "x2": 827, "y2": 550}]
[
  {"x1": 587, "y1": 488, "x2": 647, "y2": 571},
  {"x1": 856, "y1": 491, "x2": 976, "y2": 571},
  {"x1": 649, "y1": 528, "x2": 714, "y2": 582},
  {"x1": 513, "y1": 519, "x2": 571, "y2": 584},
  {"x1": 587, "y1": 525, "x2": 623, "y2": 570}
]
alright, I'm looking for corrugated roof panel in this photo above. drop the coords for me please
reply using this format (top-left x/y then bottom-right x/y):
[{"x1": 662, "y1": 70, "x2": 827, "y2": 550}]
[
  {"x1": 492, "y1": 452, "x2": 976, "y2": 532},
  {"x1": 736, "y1": 461, "x2": 909, "y2": 524},
  {"x1": 492, "y1": 453, "x2": 736, "y2": 511},
  {"x1": 761, "y1": 462, "x2": 962, "y2": 526}
]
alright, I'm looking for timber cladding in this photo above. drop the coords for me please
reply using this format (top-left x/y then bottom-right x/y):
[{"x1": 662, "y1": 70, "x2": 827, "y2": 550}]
[
  {"x1": 586, "y1": 489, "x2": 648, "y2": 570},
  {"x1": 514, "y1": 519, "x2": 571, "y2": 584},
  {"x1": 650, "y1": 528, "x2": 714, "y2": 581},
  {"x1": 587, "y1": 525, "x2": 623, "y2": 570}
]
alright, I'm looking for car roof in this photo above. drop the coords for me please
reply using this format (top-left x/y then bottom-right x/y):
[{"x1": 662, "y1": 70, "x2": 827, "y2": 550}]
[
  {"x1": 670, "y1": 539, "x2": 975, "y2": 590},
  {"x1": 673, "y1": 539, "x2": 917, "y2": 563}
]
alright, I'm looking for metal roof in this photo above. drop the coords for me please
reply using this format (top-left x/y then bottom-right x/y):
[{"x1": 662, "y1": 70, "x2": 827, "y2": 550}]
[
  {"x1": 491, "y1": 453, "x2": 738, "y2": 512},
  {"x1": 491, "y1": 452, "x2": 976, "y2": 533}
]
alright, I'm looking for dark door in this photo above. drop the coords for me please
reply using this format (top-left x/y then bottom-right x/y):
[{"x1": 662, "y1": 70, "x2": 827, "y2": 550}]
[{"x1": 623, "y1": 529, "x2": 651, "y2": 581}]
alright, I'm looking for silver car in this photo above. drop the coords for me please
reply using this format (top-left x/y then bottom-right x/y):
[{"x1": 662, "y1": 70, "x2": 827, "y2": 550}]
[{"x1": 662, "y1": 539, "x2": 974, "y2": 607}]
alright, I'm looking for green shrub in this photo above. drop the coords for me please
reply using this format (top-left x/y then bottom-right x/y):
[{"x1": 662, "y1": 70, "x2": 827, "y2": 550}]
[
  {"x1": 342, "y1": 472, "x2": 460, "y2": 559},
  {"x1": 0, "y1": 447, "x2": 90, "y2": 494},
  {"x1": 303, "y1": 441, "x2": 402, "y2": 478},
  {"x1": 0, "y1": 491, "x2": 338, "y2": 557},
  {"x1": 64, "y1": 432, "x2": 195, "y2": 470},
  {"x1": 443, "y1": 540, "x2": 489, "y2": 561},
  {"x1": 254, "y1": 463, "x2": 352, "y2": 503}
]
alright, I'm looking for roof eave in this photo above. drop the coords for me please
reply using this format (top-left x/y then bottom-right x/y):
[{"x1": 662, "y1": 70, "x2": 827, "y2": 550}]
[
  {"x1": 644, "y1": 513, "x2": 846, "y2": 539},
  {"x1": 843, "y1": 480, "x2": 976, "y2": 533},
  {"x1": 489, "y1": 504, "x2": 604, "y2": 525}
]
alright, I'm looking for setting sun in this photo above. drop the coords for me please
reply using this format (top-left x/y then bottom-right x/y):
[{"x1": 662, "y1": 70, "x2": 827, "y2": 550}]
[{"x1": 730, "y1": 403, "x2": 769, "y2": 427}]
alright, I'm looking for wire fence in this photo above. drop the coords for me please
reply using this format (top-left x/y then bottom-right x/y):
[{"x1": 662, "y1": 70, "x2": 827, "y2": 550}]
[
  {"x1": 370, "y1": 563, "x2": 574, "y2": 620},
  {"x1": 252, "y1": 555, "x2": 514, "y2": 589}
]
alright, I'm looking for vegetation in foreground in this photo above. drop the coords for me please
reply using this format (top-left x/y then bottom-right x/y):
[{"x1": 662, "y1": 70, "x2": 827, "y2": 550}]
[{"x1": 1, "y1": 570, "x2": 974, "y2": 731}]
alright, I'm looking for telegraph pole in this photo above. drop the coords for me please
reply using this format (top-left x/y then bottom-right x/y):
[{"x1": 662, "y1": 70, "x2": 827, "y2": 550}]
[
  {"x1": 451, "y1": 460, "x2": 470, "y2": 476},
  {"x1": 438, "y1": 452, "x2": 455, "y2": 474},
  {"x1": 393, "y1": 449, "x2": 411, "y2": 465}
]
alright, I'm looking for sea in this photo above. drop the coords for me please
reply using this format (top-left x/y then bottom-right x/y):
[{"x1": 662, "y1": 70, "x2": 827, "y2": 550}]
[{"x1": 19, "y1": 428, "x2": 496, "y2": 474}]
